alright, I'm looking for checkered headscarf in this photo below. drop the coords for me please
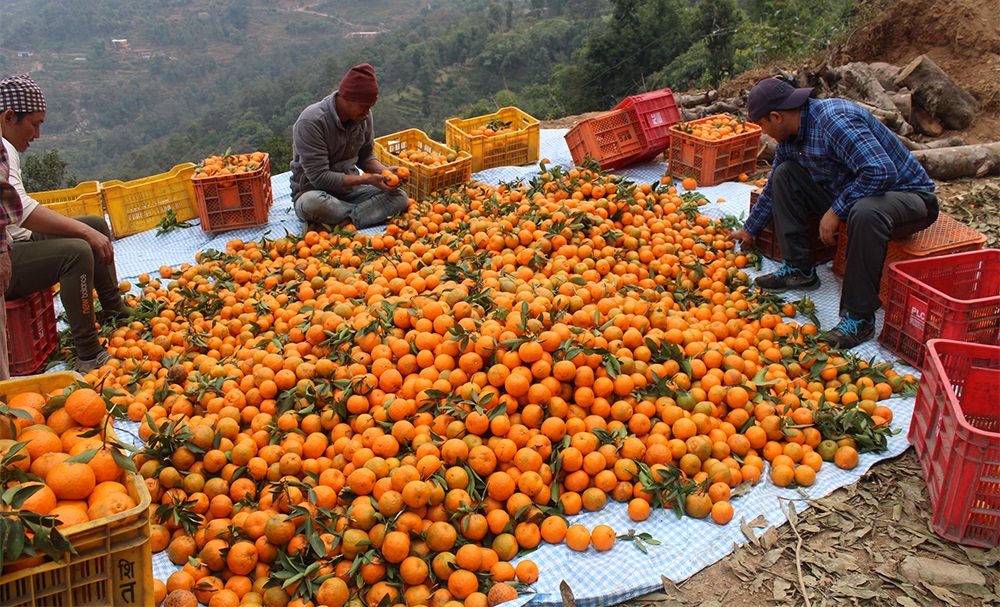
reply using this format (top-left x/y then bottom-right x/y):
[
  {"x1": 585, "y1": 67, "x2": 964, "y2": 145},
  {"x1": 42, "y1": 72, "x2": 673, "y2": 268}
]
[{"x1": 0, "y1": 75, "x2": 46, "y2": 114}]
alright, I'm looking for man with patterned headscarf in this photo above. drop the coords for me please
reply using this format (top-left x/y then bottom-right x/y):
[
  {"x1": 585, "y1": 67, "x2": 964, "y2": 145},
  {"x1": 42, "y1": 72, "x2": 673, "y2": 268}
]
[{"x1": 0, "y1": 74, "x2": 127, "y2": 374}]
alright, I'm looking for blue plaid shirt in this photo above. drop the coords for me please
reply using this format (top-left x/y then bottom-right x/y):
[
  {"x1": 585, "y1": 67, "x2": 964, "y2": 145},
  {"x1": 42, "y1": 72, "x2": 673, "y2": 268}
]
[{"x1": 744, "y1": 98, "x2": 935, "y2": 237}]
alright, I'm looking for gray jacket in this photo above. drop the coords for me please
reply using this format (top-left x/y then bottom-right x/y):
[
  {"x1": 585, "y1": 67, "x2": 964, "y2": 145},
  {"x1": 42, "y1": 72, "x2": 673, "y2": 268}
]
[{"x1": 289, "y1": 91, "x2": 377, "y2": 201}]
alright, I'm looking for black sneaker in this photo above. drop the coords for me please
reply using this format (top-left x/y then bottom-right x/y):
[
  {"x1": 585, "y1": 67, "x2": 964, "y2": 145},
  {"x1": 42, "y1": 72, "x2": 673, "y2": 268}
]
[
  {"x1": 825, "y1": 314, "x2": 876, "y2": 350},
  {"x1": 754, "y1": 262, "x2": 820, "y2": 293}
]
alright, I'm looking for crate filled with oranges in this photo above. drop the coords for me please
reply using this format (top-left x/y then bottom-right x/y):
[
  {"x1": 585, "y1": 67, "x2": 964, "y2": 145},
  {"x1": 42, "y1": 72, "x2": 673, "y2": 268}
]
[
  {"x1": 445, "y1": 106, "x2": 540, "y2": 172},
  {"x1": 374, "y1": 129, "x2": 472, "y2": 201},
  {"x1": 192, "y1": 151, "x2": 273, "y2": 232},
  {"x1": 0, "y1": 372, "x2": 153, "y2": 607},
  {"x1": 669, "y1": 114, "x2": 761, "y2": 186}
]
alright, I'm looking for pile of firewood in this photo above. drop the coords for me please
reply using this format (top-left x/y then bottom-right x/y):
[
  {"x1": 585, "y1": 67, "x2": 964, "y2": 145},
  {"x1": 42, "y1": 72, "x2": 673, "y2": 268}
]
[{"x1": 678, "y1": 55, "x2": 1000, "y2": 180}]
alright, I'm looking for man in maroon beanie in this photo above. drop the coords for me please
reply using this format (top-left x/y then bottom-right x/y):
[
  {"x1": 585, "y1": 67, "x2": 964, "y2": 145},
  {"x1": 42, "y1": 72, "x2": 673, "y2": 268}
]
[{"x1": 289, "y1": 63, "x2": 409, "y2": 230}]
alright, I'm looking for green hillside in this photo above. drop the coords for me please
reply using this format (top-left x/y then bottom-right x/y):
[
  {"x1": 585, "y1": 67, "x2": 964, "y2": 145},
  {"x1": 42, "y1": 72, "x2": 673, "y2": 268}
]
[{"x1": 0, "y1": 0, "x2": 856, "y2": 183}]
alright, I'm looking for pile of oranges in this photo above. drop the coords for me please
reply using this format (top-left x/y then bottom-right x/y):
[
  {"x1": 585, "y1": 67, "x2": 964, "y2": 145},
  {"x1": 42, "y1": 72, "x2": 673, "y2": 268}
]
[
  {"x1": 396, "y1": 148, "x2": 458, "y2": 167},
  {"x1": 194, "y1": 152, "x2": 269, "y2": 179},
  {"x1": 466, "y1": 119, "x2": 515, "y2": 138},
  {"x1": 4, "y1": 164, "x2": 912, "y2": 607}
]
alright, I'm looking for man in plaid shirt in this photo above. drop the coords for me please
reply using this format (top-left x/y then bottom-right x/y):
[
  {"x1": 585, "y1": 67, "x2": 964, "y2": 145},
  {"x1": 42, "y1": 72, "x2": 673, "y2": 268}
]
[
  {"x1": 0, "y1": 142, "x2": 24, "y2": 379},
  {"x1": 729, "y1": 78, "x2": 937, "y2": 349}
]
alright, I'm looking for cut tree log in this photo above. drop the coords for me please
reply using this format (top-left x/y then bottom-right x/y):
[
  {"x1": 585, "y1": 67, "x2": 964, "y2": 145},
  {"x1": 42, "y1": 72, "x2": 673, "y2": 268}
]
[
  {"x1": 894, "y1": 55, "x2": 978, "y2": 130},
  {"x1": 897, "y1": 135, "x2": 965, "y2": 152},
  {"x1": 911, "y1": 105, "x2": 944, "y2": 137},
  {"x1": 837, "y1": 63, "x2": 899, "y2": 114},
  {"x1": 676, "y1": 90, "x2": 718, "y2": 107},
  {"x1": 887, "y1": 91, "x2": 911, "y2": 120},
  {"x1": 855, "y1": 101, "x2": 914, "y2": 136},
  {"x1": 868, "y1": 62, "x2": 901, "y2": 92},
  {"x1": 911, "y1": 142, "x2": 1000, "y2": 180}
]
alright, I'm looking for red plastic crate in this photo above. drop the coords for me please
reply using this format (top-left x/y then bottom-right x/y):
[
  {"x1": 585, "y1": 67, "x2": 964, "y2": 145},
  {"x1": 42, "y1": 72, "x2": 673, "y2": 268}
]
[
  {"x1": 669, "y1": 115, "x2": 761, "y2": 186},
  {"x1": 613, "y1": 88, "x2": 681, "y2": 163},
  {"x1": 565, "y1": 108, "x2": 648, "y2": 170},
  {"x1": 879, "y1": 249, "x2": 1000, "y2": 368},
  {"x1": 910, "y1": 339, "x2": 1000, "y2": 548},
  {"x1": 193, "y1": 155, "x2": 273, "y2": 232},
  {"x1": 748, "y1": 189, "x2": 838, "y2": 264},
  {"x1": 5, "y1": 288, "x2": 58, "y2": 376},
  {"x1": 832, "y1": 212, "x2": 987, "y2": 305}
]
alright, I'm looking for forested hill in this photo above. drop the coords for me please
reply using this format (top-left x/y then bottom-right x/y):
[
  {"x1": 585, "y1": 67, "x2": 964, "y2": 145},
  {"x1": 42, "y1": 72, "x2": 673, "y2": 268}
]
[{"x1": 0, "y1": 0, "x2": 854, "y2": 185}]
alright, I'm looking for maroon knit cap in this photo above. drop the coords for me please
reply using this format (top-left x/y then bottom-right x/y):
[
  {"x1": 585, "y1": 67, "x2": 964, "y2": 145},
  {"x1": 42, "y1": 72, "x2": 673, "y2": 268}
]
[{"x1": 339, "y1": 63, "x2": 379, "y2": 105}]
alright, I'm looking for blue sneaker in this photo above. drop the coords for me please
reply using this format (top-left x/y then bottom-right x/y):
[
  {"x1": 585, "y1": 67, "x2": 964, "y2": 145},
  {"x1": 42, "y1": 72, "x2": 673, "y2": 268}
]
[
  {"x1": 825, "y1": 314, "x2": 875, "y2": 350},
  {"x1": 754, "y1": 262, "x2": 819, "y2": 292}
]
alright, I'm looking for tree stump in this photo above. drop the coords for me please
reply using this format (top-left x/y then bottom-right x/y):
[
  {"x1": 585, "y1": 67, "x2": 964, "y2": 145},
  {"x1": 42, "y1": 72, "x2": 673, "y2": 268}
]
[{"x1": 894, "y1": 55, "x2": 978, "y2": 130}]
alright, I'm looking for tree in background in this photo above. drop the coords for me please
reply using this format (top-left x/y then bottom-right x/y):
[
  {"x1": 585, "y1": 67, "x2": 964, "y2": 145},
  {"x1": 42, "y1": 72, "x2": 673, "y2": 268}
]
[
  {"x1": 554, "y1": 0, "x2": 692, "y2": 113},
  {"x1": 690, "y1": 0, "x2": 742, "y2": 87},
  {"x1": 23, "y1": 150, "x2": 78, "y2": 192},
  {"x1": 740, "y1": 0, "x2": 852, "y2": 64}
]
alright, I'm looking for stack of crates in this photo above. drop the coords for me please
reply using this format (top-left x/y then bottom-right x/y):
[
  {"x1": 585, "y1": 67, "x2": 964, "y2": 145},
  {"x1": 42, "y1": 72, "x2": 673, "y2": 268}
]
[
  {"x1": 879, "y1": 248, "x2": 1000, "y2": 368},
  {"x1": 833, "y1": 212, "x2": 987, "y2": 305},
  {"x1": 909, "y1": 339, "x2": 1000, "y2": 548},
  {"x1": 612, "y1": 88, "x2": 682, "y2": 164},
  {"x1": 565, "y1": 108, "x2": 648, "y2": 170}
]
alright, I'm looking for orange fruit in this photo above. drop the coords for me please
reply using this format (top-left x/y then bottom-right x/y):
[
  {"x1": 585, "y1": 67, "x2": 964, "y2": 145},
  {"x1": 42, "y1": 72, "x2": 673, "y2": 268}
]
[
  {"x1": 64, "y1": 388, "x2": 107, "y2": 427},
  {"x1": 487, "y1": 582, "x2": 518, "y2": 606},
  {"x1": 87, "y1": 491, "x2": 136, "y2": 521},
  {"x1": 47, "y1": 461, "x2": 96, "y2": 500}
]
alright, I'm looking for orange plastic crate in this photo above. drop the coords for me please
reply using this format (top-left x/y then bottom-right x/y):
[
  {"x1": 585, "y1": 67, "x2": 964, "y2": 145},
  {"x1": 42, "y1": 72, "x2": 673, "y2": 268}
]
[
  {"x1": 193, "y1": 154, "x2": 273, "y2": 232},
  {"x1": 374, "y1": 129, "x2": 472, "y2": 202},
  {"x1": 832, "y1": 212, "x2": 987, "y2": 304},
  {"x1": 669, "y1": 115, "x2": 761, "y2": 186},
  {"x1": 565, "y1": 108, "x2": 648, "y2": 170},
  {"x1": 445, "y1": 107, "x2": 540, "y2": 172},
  {"x1": 748, "y1": 190, "x2": 838, "y2": 264},
  {"x1": 4, "y1": 288, "x2": 57, "y2": 376}
]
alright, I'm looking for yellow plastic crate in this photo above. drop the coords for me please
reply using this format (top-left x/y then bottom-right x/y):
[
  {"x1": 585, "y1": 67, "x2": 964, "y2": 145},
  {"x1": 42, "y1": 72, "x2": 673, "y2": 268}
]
[
  {"x1": 445, "y1": 106, "x2": 540, "y2": 172},
  {"x1": 102, "y1": 163, "x2": 198, "y2": 238},
  {"x1": 0, "y1": 372, "x2": 154, "y2": 607},
  {"x1": 31, "y1": 181, "x2": 105, "y2": 220},
  {"x1": 374, "y1": 129, "x2": 472, "y2": 202}
]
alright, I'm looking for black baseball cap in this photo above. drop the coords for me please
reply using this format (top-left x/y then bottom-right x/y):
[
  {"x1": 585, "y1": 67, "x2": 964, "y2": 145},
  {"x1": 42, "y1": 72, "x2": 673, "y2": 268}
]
[{"x1": 747, "y1": 78, "x2": 813, "y2": 122}]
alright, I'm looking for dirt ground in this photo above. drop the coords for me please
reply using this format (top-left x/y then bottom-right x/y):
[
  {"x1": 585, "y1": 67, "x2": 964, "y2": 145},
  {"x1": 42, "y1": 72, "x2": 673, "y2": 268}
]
[{"x1": 542, "y1": 0, "x2": 999, "y2": 604}]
